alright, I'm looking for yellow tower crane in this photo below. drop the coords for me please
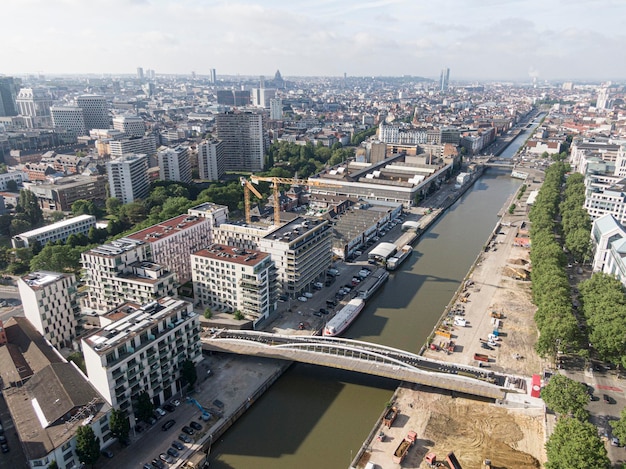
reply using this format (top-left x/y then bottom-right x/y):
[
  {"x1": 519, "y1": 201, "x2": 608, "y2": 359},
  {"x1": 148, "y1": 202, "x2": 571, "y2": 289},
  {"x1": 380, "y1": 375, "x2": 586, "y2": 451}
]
[{"x1": 242, "y1": 176, "x2": 341, "y2": 225}]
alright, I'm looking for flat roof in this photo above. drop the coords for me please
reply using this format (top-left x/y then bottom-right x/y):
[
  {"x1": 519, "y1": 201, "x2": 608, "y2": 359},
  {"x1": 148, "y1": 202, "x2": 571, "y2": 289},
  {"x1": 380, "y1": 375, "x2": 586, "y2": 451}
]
[
  {"x1": 86, "y1": 237, "x2": 145, "y2": 257},
  {"x1": 14, "y1": 214, "x2": 95, "y2": 239},
  {"x1": 21, "y1": 271, "x2": 66, "y2": 290},
  {"x1": 126, "y1": 214, "x2": 206, "y2": 243},
  {"x1": 193, "y1": 244, "x2": 269, "y2": 266},
  {"x1": 369, "y1": 242, "x2": 397, "y2": 258},
  {"x1": 264, "y1": 216, "x2": 326, "y2": 242}
]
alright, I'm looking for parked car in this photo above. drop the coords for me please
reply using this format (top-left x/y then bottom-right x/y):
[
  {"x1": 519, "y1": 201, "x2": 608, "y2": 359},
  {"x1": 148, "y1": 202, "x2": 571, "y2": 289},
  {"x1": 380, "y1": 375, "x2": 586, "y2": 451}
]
[
  {"x1": 1, "y1": 443, "x2": 8, "y2": 453},
  {"x1": 313, "y1": 282, "x2": 323, "y2": 289},
  {"x1": 143, "y1": 464, "x2": 152, "y2": 469},
  {"x1": 167, "y1": 447, "x2": 180, "y2": 458},
  {"x1": 163, "y1": 403, "x2": 175, "y2": 413},
  {"x1": 189, "y1": 421, "x2": 202, "y2": 431},
  {"x1": 151, "y1": 460, "x2": 165, "y2": 469},
  {"x1": 604, "y1": 394, "x2": 612, "y2": 404},
  {"x1": 159, "y1": 453, "x2": 174, "y2": 464},
  {"x1": 178, "y1": 433, "x2": 192, "y2": 443},
  {"x1": 181, "y1": 426, "x2": 195, "y2": 435},
  {"x1": 171, "y1": 440, "x2": 185, "y2": 451},
  {"x1": 278, "y1": 295, "x2": 288, "y2": 302},
  {"x1": 155, "y1": 407, "x2": 166, "y2": 417},
  {"x1": 313, "y1": 311, "x2": 322, "y2": 317},
  {"x1": 303, "y1": 292, "x2": 313, "y2": 298},
  {"x1": 612, "y1": 437, "x2": 621, "y2": 447},
  {"x1": 297, "y1": 296, "x2": 308, "y2": 302},
  {"x1": 319, "y1": 308, "x2": 329, "y2": 315},
  {"x1": 172, "y1": 399, "x2": 181, "y2": 407},
  {"x1": 161, "y1": 419, "x2": 176, "y2": 431},
  {"x1": 101, "y1": 449, "x2": 114, "y2": 458}
]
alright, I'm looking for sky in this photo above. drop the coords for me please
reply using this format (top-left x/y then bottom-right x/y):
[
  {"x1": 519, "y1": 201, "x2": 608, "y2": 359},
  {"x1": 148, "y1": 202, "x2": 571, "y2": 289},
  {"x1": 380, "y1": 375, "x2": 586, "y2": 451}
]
[{"x1": 3, "y1": 0, "x2": 626, "y2": 81}]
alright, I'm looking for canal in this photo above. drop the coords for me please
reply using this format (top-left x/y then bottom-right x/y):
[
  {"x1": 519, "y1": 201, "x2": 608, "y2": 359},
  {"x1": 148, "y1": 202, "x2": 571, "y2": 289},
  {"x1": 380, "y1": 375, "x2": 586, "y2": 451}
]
[{"x1": 210, "y1": 169, "x2": 523, "y2": 469}]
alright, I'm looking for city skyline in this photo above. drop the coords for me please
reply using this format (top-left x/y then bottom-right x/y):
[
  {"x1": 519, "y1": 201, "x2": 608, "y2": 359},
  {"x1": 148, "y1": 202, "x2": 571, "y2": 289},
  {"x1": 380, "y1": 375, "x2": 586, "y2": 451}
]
[{"x1": 3, "y1": 0, "x2": 626, "y2": 81}]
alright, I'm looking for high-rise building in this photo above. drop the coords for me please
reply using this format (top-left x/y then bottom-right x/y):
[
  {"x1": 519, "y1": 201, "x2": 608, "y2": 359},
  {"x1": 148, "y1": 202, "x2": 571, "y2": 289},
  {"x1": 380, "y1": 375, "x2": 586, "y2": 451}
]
[
  {"x1": 596, "y1": 87, "x2": 610, "y2": 109},
  {"x1": 109, "y1": 134, "x2": 157, "y2": 159},
  {"x1": 137, "y1": 67, "x2": 144, "y2": 80},
  {"x1": 216, "y1": 89, "x2": 250, "y2": 106},
  {"x1": 17, "y1": 271, "x2": 79, "y2": 349},
  {"x1": 251, "y1": 87, "x2": 276, "y2": 108},
  {"x1": 112, "y1": 114, "x2": 145, "y2": 137},
  {"x1": 157, "y1": 145, "x2": 192, "y2": 183},
  {"x1": 0, "y1": 76, "x2": 19, "y2": 116},
  {"x1": 76, "y1": 94, "x2": 109, "y2": 131},
  {"x1": 192, "y1": 244, "x2": 277, "y2": 326},
  {"x1": 270, "y1": 98, "x2": 283, "y2": 120},
  {"x1": 81, "y1": 297, "x2": 202, "y2": 420},
  {"x1": 215, "y1": 111, "x2": 266, "y2": 172},
  {"x1": 440, "y1": 67, "x2": 450, "y2": 92},
  {"x1": 210, "y1": 68, "x2": 217, "y2": 84},
  {"x1": 51, "y1": 105, "x2": 87, "y2": 135},
  {"x1": 81, "y1": 238, "x2": 177, "y2": 313},
  {"x1": 107, "y1": 153, "x2": 150, "y2": 204},
  {"x1": 197, "y1": 139, "x2": 225, "y2": 181},
  {"x1": 16, "y1": 87, "x2": 52, "y2": 127}
]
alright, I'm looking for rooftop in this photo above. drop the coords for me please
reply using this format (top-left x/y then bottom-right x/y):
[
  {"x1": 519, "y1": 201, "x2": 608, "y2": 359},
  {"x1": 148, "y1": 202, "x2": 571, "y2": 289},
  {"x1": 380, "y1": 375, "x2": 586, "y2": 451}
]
[
  {"x1": 86, "y1": 237, "x2": 145, "y2": 257},
  {"x1": 126, "y1": 214, "x2": 206, "y2": 243},
  {"x1": 193, "y1": 244, "x2": 269, "y2": 266},
  {"x1": 21, "y1": 271, "x2": 67, "y2": 290},
  {"x1": 13, "y1": 214, "x2": 95, "y2": 239},
  {"x1": 264, "y1": 216, "x2": 326, "y2": 242}
]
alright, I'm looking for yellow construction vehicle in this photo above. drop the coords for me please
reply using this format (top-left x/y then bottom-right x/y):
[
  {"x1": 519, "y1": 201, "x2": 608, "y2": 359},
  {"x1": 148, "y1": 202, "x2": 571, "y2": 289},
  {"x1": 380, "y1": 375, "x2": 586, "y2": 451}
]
[{"x1": 504, "y1": 265, "x2": 529, "y2": 280}]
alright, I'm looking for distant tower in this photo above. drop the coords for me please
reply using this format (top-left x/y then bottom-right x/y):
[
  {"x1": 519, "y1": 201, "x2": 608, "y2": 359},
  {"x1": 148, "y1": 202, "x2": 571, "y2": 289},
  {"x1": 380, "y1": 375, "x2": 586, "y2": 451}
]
[
  {"x1": 137, "y1": 67, "x2": 144, "y2": 80},
  {"x1": 440, "y1": 68, "x2": 450, "y2": 92},
  {"x1": 191, "y1": 71, "x2": 196, "y2": 80},
  {"x1": 210, "y1": 69, "x2": 217, "y2": 84}
]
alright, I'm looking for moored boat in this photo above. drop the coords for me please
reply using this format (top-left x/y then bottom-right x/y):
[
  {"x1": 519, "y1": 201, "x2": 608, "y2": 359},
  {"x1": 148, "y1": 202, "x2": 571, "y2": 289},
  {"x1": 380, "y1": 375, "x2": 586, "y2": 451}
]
[{"x1": 323, "y1": 299, "x2": 365, "y2": 337}]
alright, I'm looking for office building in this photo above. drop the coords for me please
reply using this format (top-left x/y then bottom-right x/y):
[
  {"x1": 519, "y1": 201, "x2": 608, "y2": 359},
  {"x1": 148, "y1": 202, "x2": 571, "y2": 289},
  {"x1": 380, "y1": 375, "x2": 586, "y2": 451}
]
[
  {"x1": 126, "y1": 213, "x2": 213, "y2": 284},
  {"x1": 158, "y1": 145, "x2": 192, "y2": 183},
  {"x1": 197, "y1": 139, "x2": 225, "y2": 181},
  {"x1": 257, "y1": 217, "x2": 332, "y2": 297},
  {"x1": 270, "y1": 98, "x2": 283, "y2": 120},
  {"x1": 192, "y1": 244, "x2": 276, "y2": 326},
  {"x1": 591, "y1": 214, "x2": 626, "y2": 288},
  {"x1": 210, "y1": 68, "x2": 217, "y2": 84},
  {"x1": 107, "y1": 153, "x2": 150, "y2": 204},
  {"x1": 81, "y1": 238, "x2": 177, "y2": 313},
  {"x1": 17, "y1": 271, "x2": 79, "y2": 350},
  {"x1": 76, "y1": 95, "x2": 109, "y2": 131},
  {"x1": 251, "y1": 87, "x2": 276, "y2": 108},
  {"x1": 0, "y1": 317, "x2": 112, "y2": 469},
  {"x1": 11, "y1": 214, "x2": 96, "y2": 249},
  {"x1": 23, "y1": 174, "x2": 107, "y2": 211},
  {"x1": 81, "y1": 297, "x2": 202, "y2": 419},
  {"x1": 216, "y1": 89, "x2": 250, "y2": 106},
  {"x1": 0, "y1": 76, "x2": 19, "y2": 116},
  {"x1": 137, "y1": 67, "x2": 144, "y2": 80},
  {"x1": 113, "y1": 114, "x2": 145, "y2": 137},
  {"x1": 215, "y1": 111, "x2": 266, "y2": 172},
  {"x1": 51, "y1": 105, "x2": 87, "y2": 135},
  {"x1": 109, "y1": 134, "x2": 157, "y2": 159},
  {"x1": 440, "y1": 67, "x2": 450, "y2": 92},
  {"x1": 16, "y1": 87, "x2": 53, "y2": 127},
  {"x1": 0, "y1": 170, "x2": 25, "y2": 191}
]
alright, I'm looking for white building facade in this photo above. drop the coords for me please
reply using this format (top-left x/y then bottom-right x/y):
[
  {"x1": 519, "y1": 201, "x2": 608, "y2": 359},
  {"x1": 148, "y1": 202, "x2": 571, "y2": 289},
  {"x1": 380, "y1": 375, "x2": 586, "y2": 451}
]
[
  {"x1": 112, "y1": 114, "x2": 145, "y2": 137},
  {"x1": 157, "y1": 145, "x2": 192, "y2": 184},
  {"x1": 107, "y1": 153, "x2": 150, "y2": 204},
  {"x1": 11, "y1": 214, "x2": 96, "y2": 249},
  {"x1": 76, "y1": 94, "x2": 109, "y2": 131},
  {"x1": 197, "y1": 139, "x2": 225, "y2": 181}
]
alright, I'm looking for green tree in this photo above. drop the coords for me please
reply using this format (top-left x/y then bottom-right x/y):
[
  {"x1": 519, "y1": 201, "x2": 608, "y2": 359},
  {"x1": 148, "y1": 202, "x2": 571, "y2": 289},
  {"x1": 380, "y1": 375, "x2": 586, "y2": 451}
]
[
  {"x1": 48, "y1": 211, "x2": 67, "y2": 223},
  {"x1": 181, "y1": 359, "x2": 198, "y2": 389},
  {"x1": 48, "y1": 461, "x2": 59, "y2": 469},
  {"x1": 72, "y1": 199, "x2": 98, "y2": 216},
  {"x1": 10, "y1": 217, "x2": 31, "y2": 235},
  {"x1": 545, "y1": 418, "x2": 610, "y2": 469},
  {"x1": 540, "y1": 374, "x2": 590, "y2": 420},
  {"x1": 204, "y1": 307, "x2": 212, "y2": 319},
  {"x1": 75, "y1": 425, "x2": 100, "y2": 468},
  {"x1": 6, "y1": 179, "x2": 18, "y2": 192},
  {"x1": 109, "y1": 409, "x2": 130, "y2": 443},
  {"x1": 30, "y1": 244, "x2": 82, "y2": 273},
  {"x1": 106, "y1": 197, "x2": 121, "y2": 217},
  {"x1": 16, "y1": 189, "x2": 43, "y2": 225},
  {"x1": 234, "y1": 310, "x2": 244, "y2": 320},
  {"x1": 134, "y1": 391, "x2": 154, "y2": 423},
  {"x1": 67, "y1": 352, "x2": 86, "y2": 374},
  {"x1": 610, "y1": 407, "x2": 626, "y2": 443}
]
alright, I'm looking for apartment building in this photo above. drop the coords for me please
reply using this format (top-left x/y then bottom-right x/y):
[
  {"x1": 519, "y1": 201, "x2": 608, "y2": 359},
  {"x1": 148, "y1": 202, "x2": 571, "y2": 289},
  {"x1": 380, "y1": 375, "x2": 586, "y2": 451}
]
[
  {"x1": 51, "y1": 106, "x2": 86, "y2": 135},
  {"x1": 584, "y1": 179, "x2": 626, "y2": 224},
  {"x1": 23, "y1": 174, "x2": 108, "y2": 211},
  {"x1": 76, "y1": 94, "x2": 109, "y2": 131},
  {"x1": 107, "y1": 153, "x2": 150, "y2": 204},
  {"x1": 197, "y1": 139, "x2": 225, "y2": 181},
  {"x1": 192, "y1": 244, "x2": 276, "y2": 326},
  {"x1": 257, "y1": 217, "x2": 332, "y2": 297},
  {"x1": 17, "y1": 271, "x2": 79, "y2": 350},
  {"x1": 11, "y1": 214, "x2": 96, "y2": 248},
  {"x1": 109, "y1": 135, "x2": 157, "y2": 159},
  {"x1": 81, "y1": 297, "x2": 202, "y2": 419},
  {"x1": 215, "y1": 111, "x2": 266, "y2": 172},
  {"x1": 0, "y1": 317, "x2": 112, "y2": 469},
  {"x1": 126, "y1": 214, "x2": 213, "y2": 284},
  {"x1": 157, "y1": 145, "x2": 192, "y2": 183},
  {"x1": 81, "y1": 238, "x2": 177, "y2": 314},
  {"x1": 187, "y1": 202, "x2": 230, "y2": 228},
  {"x1": 213, "y1": 222, "x2": 276, "y2": 251},
  {"x1": 112, "y1": 114, "x2": 145, "y2": 137},
  {"x1": 0, "y1": 170, "x2": 25, "y2": 191}
]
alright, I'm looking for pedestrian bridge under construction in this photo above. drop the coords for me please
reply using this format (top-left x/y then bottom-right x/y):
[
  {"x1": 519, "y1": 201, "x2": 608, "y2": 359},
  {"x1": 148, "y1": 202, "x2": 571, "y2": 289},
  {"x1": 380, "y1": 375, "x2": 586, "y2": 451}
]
[{"x1": 201, "y1": 330, "x2": 525, "y2": 401}]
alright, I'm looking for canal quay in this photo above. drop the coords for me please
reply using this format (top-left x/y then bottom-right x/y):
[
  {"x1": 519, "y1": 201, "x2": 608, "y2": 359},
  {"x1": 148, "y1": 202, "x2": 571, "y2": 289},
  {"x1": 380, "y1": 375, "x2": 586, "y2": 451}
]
[{"x1": 194, "y1": 123, "x2": 546, "y2": 469}]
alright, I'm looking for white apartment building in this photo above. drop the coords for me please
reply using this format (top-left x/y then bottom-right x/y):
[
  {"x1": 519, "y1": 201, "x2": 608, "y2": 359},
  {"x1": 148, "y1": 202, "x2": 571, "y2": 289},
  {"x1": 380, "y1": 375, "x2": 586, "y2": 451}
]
[
  {"x1": 192, "y1": 244, "x2": 276, "y2": 325},
  {"x1": 157, "y1": 145, "x2": 192, "y2": 184},
  {"x1": 257, "y1": 217, "x2": 332, "y2": 297},
  {"x1": 76, "y1": 94, "x2": 109, "y2": 131},
  {"x1": 51, "y1": 106, "x2": 86, "y2": 135},
  {"x1": 126, "y1": 214, "x2": 213, "y2": 284},
  {"x1": 591, "y1": 214, "x2": 626, "y2": 286},
  {"x1": 379, "y1": 123, "x2": 428, "y2": 145},
  {"x1": 251, "y1": 87, "x2": 276, "y2": 108},
  {"x1": 109, "y1": 135, "x2": 157, "y2": 159},
  {"x1": 11, "y1": 214, "x2": 96, "y2": 248},
  {"x1": 215, "y1": 111, "x2": 266, "y2": 172},
  {"x1": 17, "y1": 271, "x2": 79, "y2": 350},
  {"x1": 584, "y1": 179, "x2": 626, "y2": 224},
  {"x1": 0, "y1": 170, "x2": 25, "y2": 191},
  {"x1": 270, "y1": 98, "x2": 283, "y2": 120},
  {"x1": 16, "y1": 87, "x2": 52, "y2": 128},
  {"x1": 213, "y1": 222, "x2": 276, "y2": 251},
  {"x1": 107, "y1": 153, "x2": 150, "y2": 204},
  {"x1": 81, "y1": 238, "x2": 177, "y2": 314},
  {"x1": 112, "y1": 114, "x2": 145, "y2": 137},
  {"x1": 81, "y1": 297, "x2": 202, "y2": 419},
  {"x1": 197, "y1": 139, "x2": 225, "y2": 181}
]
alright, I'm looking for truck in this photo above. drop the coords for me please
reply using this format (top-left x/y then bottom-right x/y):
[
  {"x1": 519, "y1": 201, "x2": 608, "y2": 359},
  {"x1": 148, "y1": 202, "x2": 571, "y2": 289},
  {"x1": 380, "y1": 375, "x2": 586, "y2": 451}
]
[
  {"x1": 382, "y1": 406, "x2": 398, "y2": 428},
  {"x1": 473, "y1": 353, "x2": 489, "y2": 362},
  {"x1": 392, "y1": 430, "x2": 417, "y2": 464}
]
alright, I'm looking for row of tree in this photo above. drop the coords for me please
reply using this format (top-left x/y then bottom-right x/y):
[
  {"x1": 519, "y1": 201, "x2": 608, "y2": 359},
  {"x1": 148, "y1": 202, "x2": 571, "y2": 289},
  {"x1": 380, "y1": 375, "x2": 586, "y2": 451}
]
[
  {"x1": 266, "y1": 140, "x2": 355, "y2": 179},
  {"x1": 560, "y1": 173, "x2": 592, "y2": 262},
  {"x1": 529, "y1": 162, "x2": 580, "y2": 360}
]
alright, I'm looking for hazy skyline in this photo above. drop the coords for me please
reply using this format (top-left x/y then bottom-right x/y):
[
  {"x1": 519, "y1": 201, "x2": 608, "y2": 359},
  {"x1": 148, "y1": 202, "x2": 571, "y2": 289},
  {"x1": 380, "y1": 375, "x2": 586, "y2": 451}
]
[{"x1": 3, "y1": 0, "x2": 625, "y2": 81}]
